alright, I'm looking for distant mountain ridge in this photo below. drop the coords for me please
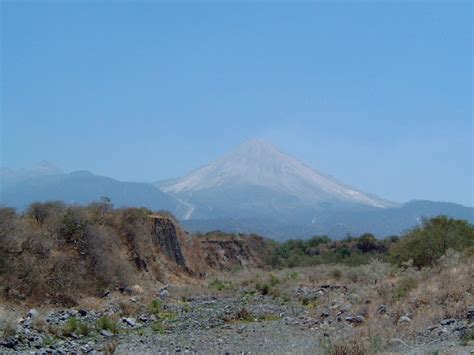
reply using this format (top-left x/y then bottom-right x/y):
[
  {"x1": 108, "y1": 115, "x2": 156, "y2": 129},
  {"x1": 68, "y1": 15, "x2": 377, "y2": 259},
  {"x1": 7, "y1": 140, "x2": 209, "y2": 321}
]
[
  {"x1": 1, "y1": 140, "x2": 472, "y2": 239},
  {"x1": 0, "y1": 169, "x2": 178, "y2": 212},
  {"x1": 0, "y1": 161, "x2": 63, "y2": 186}
]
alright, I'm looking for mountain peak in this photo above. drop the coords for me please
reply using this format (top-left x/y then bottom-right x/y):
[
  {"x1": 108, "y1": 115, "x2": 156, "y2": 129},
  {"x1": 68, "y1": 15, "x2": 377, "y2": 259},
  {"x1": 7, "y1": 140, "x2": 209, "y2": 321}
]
[
  {"x1": 228, "y1": 138, "x2": 283, "y2": 164},
  {"x1": 161, "y1": 139, "x2": 394, "y2": 212},
  {"x1": 32, "y1": 161, "x2": 62, "y2": 175},
  {"x1": 235, "y1": 138, "x2": 278, "y2": 153}
]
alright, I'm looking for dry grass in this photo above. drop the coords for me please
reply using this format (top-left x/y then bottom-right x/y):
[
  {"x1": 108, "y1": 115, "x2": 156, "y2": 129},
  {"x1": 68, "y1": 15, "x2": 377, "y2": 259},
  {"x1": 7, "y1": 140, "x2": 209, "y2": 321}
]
[
  {"x1": 0, "y1": 317, "x2": 16, "y2": 340},
  {"x1": 209, "y1": 255, "x2": 474, "y2": 350}
]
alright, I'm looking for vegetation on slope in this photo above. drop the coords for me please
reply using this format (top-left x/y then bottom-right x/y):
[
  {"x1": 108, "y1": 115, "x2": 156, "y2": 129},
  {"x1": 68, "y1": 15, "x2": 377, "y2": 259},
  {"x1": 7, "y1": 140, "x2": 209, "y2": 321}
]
[
  {"x1": 266, "y1": 216, "x2": 474, "y2": 269},
  {"x1": 0, "y1": 199, "x2": 191, "y2": 305},
  {"x1": 1, "y1": 199, "x2": 473, "y2": 307}
]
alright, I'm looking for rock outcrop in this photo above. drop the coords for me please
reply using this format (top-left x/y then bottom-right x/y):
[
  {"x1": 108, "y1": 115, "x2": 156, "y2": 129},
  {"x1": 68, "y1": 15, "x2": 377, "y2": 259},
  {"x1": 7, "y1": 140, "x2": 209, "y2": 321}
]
[{"x1": 151, "y1": 216, "x2": 186, "y2": 268}]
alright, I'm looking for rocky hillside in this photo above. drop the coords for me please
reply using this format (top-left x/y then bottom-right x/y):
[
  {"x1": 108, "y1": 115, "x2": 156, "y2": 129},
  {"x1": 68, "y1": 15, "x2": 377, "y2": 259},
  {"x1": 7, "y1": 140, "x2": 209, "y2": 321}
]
[{"x1": 0, "y1": 201, "x2": 271, "y2": 306}]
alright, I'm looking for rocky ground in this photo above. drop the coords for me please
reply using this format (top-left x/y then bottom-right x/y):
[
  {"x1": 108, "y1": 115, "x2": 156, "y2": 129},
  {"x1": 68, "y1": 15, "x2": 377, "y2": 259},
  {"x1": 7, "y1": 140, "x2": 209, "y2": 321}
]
[
  {"x1": 1, "y1": 281, "x2": 473, "y2": 354},
  {"x1": 2, "y1": 257, "x2": 474, "y2": 354}
]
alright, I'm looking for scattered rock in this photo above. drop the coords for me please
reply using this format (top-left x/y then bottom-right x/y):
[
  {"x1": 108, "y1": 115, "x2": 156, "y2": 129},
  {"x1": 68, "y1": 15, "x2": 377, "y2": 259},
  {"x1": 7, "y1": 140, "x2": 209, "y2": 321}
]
[
  {"x1": 345, "y1": 315, "x2": 364, "y2": 324},
  {"x1": 2, "y1": 285, "x2": 471, "y2": 354},
  {"x1": 78, "y1": 309, "x2": 87, "y2": 316},
  {"x1": 1, "y1": 338, "x2": 18, "y2": 349},
  {"x1": 377, "y1": 304, "x2": 387, "y2": 314},
  {"x1": 159, "y1": 285, "x2": 169, "y2": 297},
  {"x1": 119, "y1": 286, "x2": 133, "y2": 295},
  {"x1": 398, "y1": 316, "x2": 412, "y2": 324},
  {"x1": 123, "y1": 317, "x2": 136, "y2": 327},
  {"x1": 467, "y1": 306, "x2": 474, "y2": 321},
  {"x1": 27, "y1": 309, "x2": 39, "y2": 318},
  {"x1": 440, "y1": 318, "x2": 455, "y2": 326},
  {"x1": 100, "y1": 330, "x2": 114, "y2": 337}
]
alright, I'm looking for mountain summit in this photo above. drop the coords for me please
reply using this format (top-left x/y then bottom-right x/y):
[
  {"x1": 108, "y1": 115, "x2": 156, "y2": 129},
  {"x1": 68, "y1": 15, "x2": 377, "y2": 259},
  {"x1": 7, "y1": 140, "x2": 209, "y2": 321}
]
[{"x1": 160, "y1": 139, "x2": 395, "y2": 220}]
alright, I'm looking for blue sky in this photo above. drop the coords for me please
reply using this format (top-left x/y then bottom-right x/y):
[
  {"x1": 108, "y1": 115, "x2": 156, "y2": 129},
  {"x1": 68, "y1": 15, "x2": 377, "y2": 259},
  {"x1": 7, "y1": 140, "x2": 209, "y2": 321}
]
[{"x1": 1, "y1": 1, "x2": 472, "y2": 206}]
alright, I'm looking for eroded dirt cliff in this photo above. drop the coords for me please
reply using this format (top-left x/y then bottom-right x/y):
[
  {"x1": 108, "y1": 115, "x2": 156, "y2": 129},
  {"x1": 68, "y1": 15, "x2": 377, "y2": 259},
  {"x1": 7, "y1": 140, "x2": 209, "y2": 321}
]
[{"x1": 0, "y1": 205, "x2": 271, "y2": 305}]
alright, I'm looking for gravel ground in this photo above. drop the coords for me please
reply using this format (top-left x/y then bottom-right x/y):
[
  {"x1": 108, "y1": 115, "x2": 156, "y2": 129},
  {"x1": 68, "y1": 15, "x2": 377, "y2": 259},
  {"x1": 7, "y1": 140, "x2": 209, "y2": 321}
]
[
  {"x1": 1, "y1": 287, "x2": 473, "y2": 354},
  {"x1": 116, "y1": 320, "x2": 323, "y2": 354}
]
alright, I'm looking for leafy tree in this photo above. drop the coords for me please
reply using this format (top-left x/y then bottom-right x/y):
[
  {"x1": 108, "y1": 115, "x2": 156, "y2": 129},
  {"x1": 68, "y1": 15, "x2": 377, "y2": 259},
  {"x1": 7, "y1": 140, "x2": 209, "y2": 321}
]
[
  {"x1": 390, "y1": 216, "x2": 474, "y2": 268},
  {"x1": 59, "y1": 207, "x2": 89, "y2": 244},
  {"x1": 306, "y1": 235, "x2": 331, "y2": 248},
  {"x1": 356, "y1": 233, "x2": 378, "y2": 253}
]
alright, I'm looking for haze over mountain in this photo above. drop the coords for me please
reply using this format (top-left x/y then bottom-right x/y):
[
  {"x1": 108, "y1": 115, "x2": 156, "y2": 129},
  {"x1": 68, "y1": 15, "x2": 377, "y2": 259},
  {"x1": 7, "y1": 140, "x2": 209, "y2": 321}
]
[
  {"x1": 1, "y1": 139, "x2": 472, "y2": 239},
  {"x1": 0, "y1": 169, "x2": 178, "y2": 212},
  {"x1": 0, "y1": 161, "x2": 63, "y2": 186},
  {"x1": 159, "y1": 139, "x2": 397, "y2": 220}
]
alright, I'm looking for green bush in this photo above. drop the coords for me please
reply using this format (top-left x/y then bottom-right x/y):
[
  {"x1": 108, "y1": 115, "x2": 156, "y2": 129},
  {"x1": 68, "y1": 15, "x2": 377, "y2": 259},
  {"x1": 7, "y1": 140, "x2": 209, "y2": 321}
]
[
  {"x1": 390, "y1": 216, "x2": 474, "y2": 268},
  {"x1": 269, "y1": 274, "x2": 280, "y2": 287},
  {"x1": 77, "y1": 322, "x2": 92, "y2": 336},
  {"x1": 208, "y1": 278, "x2": 233, "y2": 291},
  {"x1": 356, "y1": 233, "x2": 378, "y2": 252},
  {"x1": 62, "y1": 317, "x2": 78, "y2": 336},
  {"x1": 267, "y1": 233, "x2": 390, "y2": 269},
  {"x1": 149, "y1": 299, "x2": 164, "y2": 315},
  {"x1": 96, "y1": 316, "x2": 119, "y2": 334},
  {"x1": 288, "y1": 271, "x2": 299, "y2": 280},
  {"x1": 151, "y1": 320, "x2": 167, "y2": 334},
  {"x1": 255, "y1": 282, "x2": 270, "y2": 296},
  {"x1": 393, "y1": 277, "x2": 417, "y2": 300},
  {"x1": 59, "y1": 208, "x2": 89, "y2": 243}
]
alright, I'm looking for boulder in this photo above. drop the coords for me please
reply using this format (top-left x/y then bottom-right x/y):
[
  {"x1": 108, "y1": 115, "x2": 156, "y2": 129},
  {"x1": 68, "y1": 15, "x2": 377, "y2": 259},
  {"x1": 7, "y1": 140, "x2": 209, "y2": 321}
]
[
  {"x1": 100, "y1": 330, "x2": 113, "y2": 337},
  {"x1": 467, "y1": 306, "x2": 474, "y2": 321},
  {"x1": 122, "y1": 317, "x2": 136, "y2": 327},
  {"x1": 440, "y1": 318, "x2": 455, "y2": 326}
]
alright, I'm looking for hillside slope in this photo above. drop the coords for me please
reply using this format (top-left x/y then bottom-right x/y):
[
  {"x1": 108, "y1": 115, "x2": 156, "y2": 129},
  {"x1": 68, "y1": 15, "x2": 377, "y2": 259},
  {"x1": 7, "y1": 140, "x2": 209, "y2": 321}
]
[
  {"x1": 0, "y1": 170, "x2": 180, "y2": 212},
  {"x1": 0, "y1": 204, "x2": 271, "y2": 304}
]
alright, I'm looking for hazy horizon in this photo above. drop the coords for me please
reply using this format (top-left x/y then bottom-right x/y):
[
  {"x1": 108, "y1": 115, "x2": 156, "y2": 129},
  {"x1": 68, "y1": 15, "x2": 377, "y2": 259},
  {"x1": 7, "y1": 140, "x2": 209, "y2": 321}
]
[{"x1": 1, "y1": 1, "x2": 472, "y2": 206}]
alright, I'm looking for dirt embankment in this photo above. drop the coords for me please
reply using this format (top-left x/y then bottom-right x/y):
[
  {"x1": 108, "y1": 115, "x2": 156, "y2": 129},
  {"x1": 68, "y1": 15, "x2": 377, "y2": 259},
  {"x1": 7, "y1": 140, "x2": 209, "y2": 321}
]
[
  {"x1": 198, "y1": 234, "x2": 271, "y2": 271},
  {"x1": 0, "y1": 204, "x2": 271, "y2": 306}
]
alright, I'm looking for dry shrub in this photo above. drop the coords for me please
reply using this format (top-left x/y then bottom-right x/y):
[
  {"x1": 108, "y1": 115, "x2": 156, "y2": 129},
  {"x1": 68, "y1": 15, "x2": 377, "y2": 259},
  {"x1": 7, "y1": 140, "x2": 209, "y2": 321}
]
[
  {"x1": 328, "y1": 339, "x2": 367, "y2": 355},
  {"x1": 332, "y1": 268, "x2": 343, "y2": 280},
  {"x1": 0, "y1": 317, "x2": 16, "y2": 339},
  {"x1": 0, "y1": 202, "x2": 198, "y2": 305},
  {"x1": 119, "y1": 301, "x2": 139, "y2": 317},
  {"x1": 32, "y1": 314, "x2": 48, "y2": 333},
  {"x1": 103, "y1": 340, "x2": 117, "y2": 355}
]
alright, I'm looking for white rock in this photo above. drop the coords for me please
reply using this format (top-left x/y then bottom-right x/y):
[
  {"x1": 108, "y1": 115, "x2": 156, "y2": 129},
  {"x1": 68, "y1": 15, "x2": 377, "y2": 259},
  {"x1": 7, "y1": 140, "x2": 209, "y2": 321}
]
[
  {"x1": 123, "y1": 317, "x2": 136, "y2": 327},
  {"x1": 27, "y1": 309, "x2": 39, "y2": 318},
  {"x1": 398, "y1": 315, "x2": 412, "y2": 324}
]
